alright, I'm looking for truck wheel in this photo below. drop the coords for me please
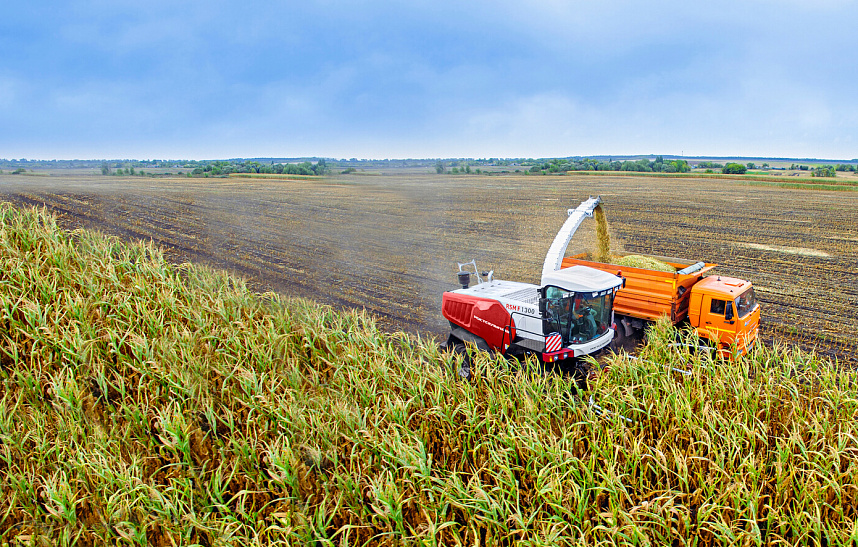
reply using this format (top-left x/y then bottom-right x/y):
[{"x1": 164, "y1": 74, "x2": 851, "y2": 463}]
[
  {"x1": 611, "y1": 324, "x2": 626, "y2": 352},
  {"x1": 614, "y1": 320, "x2": 642, "y2": 354}
]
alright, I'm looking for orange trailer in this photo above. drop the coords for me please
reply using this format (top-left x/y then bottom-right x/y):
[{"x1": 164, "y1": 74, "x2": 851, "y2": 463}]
[{"x1": 561, "y1": 254, "x2": 760, "y2": 354}]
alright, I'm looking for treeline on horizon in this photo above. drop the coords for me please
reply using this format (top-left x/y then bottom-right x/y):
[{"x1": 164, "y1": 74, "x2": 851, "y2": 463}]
[
  {"x1": 517, "y1": 156, "x2": 693, "y2": 174},
  {"x1": 3, "y1": 156, "x2": 858, "y2": 178},
  {"x1": 167, "y1": 159, "x2": 330, "y2": 177}
]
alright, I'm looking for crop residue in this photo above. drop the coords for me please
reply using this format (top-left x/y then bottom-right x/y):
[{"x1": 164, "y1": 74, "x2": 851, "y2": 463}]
[{"x1": 739, "y1": 242, "x2": 830, "y2": 257}]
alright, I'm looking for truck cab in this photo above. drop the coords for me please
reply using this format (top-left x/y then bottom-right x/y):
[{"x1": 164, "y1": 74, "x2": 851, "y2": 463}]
[{"x1": 688, "y1": 276, "x2": 760, "y2": 353}]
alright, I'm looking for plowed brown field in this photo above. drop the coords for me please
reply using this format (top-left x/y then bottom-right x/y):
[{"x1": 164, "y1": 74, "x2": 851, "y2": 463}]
[{"x1": 2, "y1": 170, "x2": 855, "y2": 363}]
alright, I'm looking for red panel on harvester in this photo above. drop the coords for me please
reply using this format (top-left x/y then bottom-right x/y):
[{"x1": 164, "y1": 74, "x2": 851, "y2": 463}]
[{"x1": 442, "y1": 292, "x2": 515, "y2": 351}]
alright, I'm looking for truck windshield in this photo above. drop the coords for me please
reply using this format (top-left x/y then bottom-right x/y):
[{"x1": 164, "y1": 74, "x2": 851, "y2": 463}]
[
  {"x1": 734, "y1": 287, "x2": 758, "y2": 318},
  {"x1": 544, "y1": 287, "x2": 614, "y2": 346}
]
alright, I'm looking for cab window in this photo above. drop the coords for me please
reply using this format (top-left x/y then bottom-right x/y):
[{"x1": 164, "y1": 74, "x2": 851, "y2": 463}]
[
  {"x1": 710, "y1": 299, "x2": 727, "y2": 315},
  {"x1": 543, "y1": 286, "x2": 614, "y2": 346},
  {"x1": 734, "y1": 288, "x2": 757, "y2": 318}
]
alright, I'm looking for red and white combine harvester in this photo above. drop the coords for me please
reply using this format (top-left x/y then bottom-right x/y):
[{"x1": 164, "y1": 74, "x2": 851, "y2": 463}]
[{"x1": 442, "y1": 197, "x2": 623, "y2": 370}]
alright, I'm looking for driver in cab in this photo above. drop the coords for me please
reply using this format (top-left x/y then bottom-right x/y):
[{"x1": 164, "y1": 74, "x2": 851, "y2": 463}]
[
  {"x1": 574, "y1": 295, "x2": 597, "y2": 340},
  {"x1": 551, "y1": 293, "x2": 597, "y2": 341}
]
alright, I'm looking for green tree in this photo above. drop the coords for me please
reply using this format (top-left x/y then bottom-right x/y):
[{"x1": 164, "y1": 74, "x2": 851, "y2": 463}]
[
  {"x1": 313, "y1": 158, "x2": 328, "y2": 175},
  {"x1": 435, "y1": 161, "x2": 445, "y2": 174},
  {"x1": 671, "y1": 160, "x2": 690, "y2": 173},
  {"x1": 812, "y1": 165, "x2": 836, "y2": 177},
  {"x1": 722, "y1": 163, "x2": 747, "y2": 174},
  {"x1": 747, "y1": 162, "x2": 756, "y2": 169},
  {"x1": 101, "y1": 162, "x2": 110, "y2": 175}
]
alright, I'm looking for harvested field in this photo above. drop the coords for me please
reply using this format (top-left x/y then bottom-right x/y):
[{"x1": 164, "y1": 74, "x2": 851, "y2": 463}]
[{"x1": 1, "y1": 170, "x2": 856, "y2": 363}]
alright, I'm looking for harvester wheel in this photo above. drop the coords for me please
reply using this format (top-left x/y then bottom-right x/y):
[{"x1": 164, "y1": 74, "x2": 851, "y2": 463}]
[{"x1": 451, "y1": 341, "x2": 472, "y2": 379}]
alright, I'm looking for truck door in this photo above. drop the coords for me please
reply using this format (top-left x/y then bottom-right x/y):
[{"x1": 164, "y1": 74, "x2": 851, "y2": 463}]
[{"x1": 701, "y1": 296, "x2": 738, "y2": 347}]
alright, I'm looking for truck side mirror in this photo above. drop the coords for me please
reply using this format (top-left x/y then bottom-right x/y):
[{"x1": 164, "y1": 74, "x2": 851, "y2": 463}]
[
  {"x1": 538, "y1": 298, "x2": 548, "y2": 315},
  {"x1": 725, "y1": 304, "x2": 734, "y2": 321}
]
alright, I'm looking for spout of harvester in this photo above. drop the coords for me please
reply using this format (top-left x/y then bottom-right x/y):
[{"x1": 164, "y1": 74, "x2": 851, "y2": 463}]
[{"x1": 541, "y1": 197, "x2": 604, "y2": 283}]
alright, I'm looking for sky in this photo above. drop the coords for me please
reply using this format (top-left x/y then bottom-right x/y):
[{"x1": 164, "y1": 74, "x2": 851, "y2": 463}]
[{"x1": 2, "y1": 0, "x2": 857, "y2": 161}]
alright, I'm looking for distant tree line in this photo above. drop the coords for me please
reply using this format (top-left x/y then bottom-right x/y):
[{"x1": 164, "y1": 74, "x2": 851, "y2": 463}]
[
  {"x1": 520, "y1": 156, "x2": 691, "y2": 175},
  {"x1": 102, "y1": 162, "x2": 162, "y2": 177},
  {"x1": 0, "y1": 157, "x2": 338, "y2": 173},
  {"x1": 98, "y1": 159, "x2": 330, "y2": 177},
  {"x1": 433, "y1": 156, "x2": 702, "y2": 175},
  {"x1": 188, "y1": 159, "x2": 329, "y2": 177},
  {"x1": 784, "y1": 163, "x2": 852, "y2": 177},
  {"x1": 5, "y1": 156, "x2": 857, "y2": 179},
  {"x1": 435, "y1": 161, "x2": 483, "y2": 174}
]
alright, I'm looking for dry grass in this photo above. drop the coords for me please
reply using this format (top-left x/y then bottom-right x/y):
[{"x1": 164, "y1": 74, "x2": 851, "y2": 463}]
[
  {"x1": 2, "y1": 204, "x2": 858, "y2": 545},
  {"x1": 738, "y1": 243, "x2": 830, "y2": 258},
  {"x1": 228, "y1": 173, "x2": 324, "y2": 181},
  {"x1": 569, "y1": 170, "x2": 858, "y2": 189}
]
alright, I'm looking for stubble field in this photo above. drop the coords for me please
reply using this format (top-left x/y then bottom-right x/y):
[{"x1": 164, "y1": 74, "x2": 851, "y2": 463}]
[{"x1": 1, "y1": 170, "x2": 855, "y2": 363}]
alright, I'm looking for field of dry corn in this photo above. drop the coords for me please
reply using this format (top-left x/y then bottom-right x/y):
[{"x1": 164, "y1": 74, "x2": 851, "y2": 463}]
[
  {"x1": 0, "y1": 169, "x2": 855, "y2": 364},
  {"x1": 2, "y1": 203, "x2": 858, "y2": 545}
]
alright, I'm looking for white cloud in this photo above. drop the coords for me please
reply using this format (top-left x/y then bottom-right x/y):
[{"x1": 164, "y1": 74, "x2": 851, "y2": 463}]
[{"x1": 3, "y1": 0, "x2": 858, "y2": 159}]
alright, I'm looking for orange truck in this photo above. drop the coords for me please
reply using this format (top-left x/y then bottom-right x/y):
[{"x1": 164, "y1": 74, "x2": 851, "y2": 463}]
[{"x1": 560, "y1": 254, "x2": 761, "y2": 354}]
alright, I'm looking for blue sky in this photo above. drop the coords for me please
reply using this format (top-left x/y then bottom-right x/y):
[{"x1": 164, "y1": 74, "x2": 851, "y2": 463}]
[{"x1": 2, "y1": 1, "x2": 857, "y2": 160}]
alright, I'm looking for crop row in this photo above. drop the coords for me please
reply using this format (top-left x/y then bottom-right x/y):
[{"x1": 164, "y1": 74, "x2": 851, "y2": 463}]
[{"x1": 2, "y1": 203, "x2": 858, "y2": 544}]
